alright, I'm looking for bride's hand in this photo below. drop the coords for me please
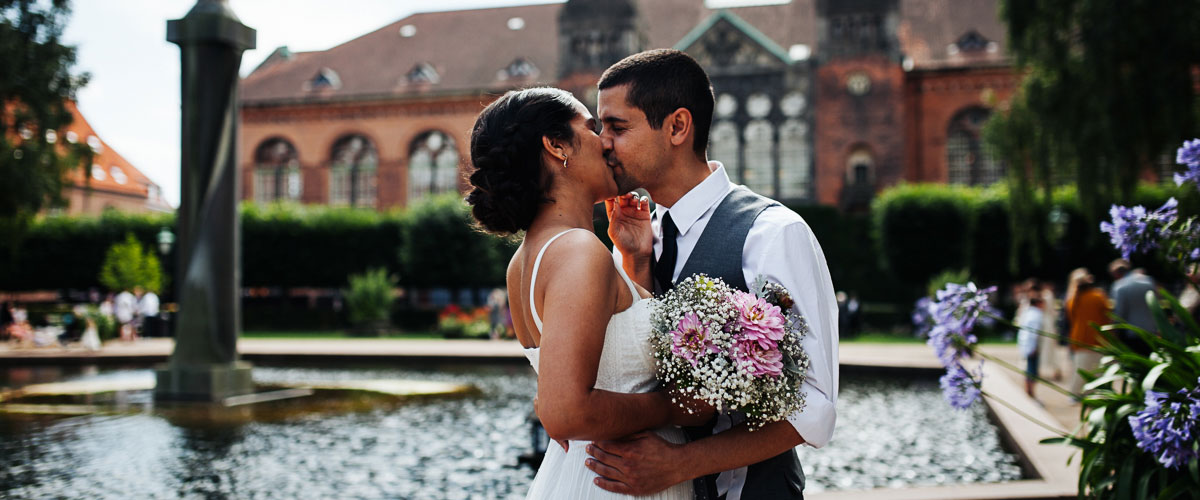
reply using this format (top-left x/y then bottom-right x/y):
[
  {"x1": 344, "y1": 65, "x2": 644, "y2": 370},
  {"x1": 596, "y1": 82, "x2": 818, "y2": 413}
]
[{"x1": 605, "y1": 192, "x2": 652, "y2": 261}]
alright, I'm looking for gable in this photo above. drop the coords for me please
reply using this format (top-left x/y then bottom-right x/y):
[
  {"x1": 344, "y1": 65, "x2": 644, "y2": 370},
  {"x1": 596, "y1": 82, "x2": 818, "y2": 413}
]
[{"x1": 675, "y1": 10, "x2": 793, "y2": 72}]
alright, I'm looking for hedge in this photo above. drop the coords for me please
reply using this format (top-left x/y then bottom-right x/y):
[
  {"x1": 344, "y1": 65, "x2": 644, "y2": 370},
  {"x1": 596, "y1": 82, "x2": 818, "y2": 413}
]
[
  {"x1": 1, "y1": 196, "x2": 516, "y2": 293},
  {"x1": 870, "y1": 181, "x2": 1200, "y2": 300}
]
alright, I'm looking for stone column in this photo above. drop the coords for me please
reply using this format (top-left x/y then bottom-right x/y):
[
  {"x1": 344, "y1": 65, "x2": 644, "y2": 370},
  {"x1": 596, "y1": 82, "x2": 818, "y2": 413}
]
[{"x1": 156, "y1": 0, "x2": 256, "y2": 402}]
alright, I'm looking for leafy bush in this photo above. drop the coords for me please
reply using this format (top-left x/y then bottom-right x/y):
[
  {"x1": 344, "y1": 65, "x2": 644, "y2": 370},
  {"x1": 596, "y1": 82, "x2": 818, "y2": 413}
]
[
  {"x1": 343, "y1": 267, "x2": 396, "y2": 335},
  {"x1": 872, "y1": 184, "x2": 974, "y2": 288},
  {"x1": 98, "y1": 233, "x2": 163, "y2": 293},
  {"x1": 398, "y1": 194, "x2": 516, "y2": 289}
]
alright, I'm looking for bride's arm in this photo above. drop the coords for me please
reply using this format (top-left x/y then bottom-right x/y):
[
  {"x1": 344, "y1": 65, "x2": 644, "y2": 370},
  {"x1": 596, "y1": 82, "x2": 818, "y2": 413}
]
[{"x1": 535, "y1": 235, "x2": 671, "y2": 442}]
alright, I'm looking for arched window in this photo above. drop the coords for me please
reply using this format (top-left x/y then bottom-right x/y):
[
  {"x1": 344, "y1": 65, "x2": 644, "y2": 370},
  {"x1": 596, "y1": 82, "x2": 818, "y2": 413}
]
[
  {"x1": 846, "y1": 148, "x2": 874, "y2": 187},
  {"x1": 709, "y1": 120, "x2": 740, "y2": 178},
  {"x1": 329, "y1": 134, "x2": 378, "y2": 207},
  {"x1": 743, "y1": 120, "x2": 774, "y2": 196},
  {"x1": 778, "y1": 119, "x2": 810, "y2": 200},
  {"x1": 407, "y1": 131, "x2": 460, "y2": 204},
  {"x1": 253, "y1": 138, "x2": 301, "y2": 203},
  {"x1": 946, "y1": 107, "x2": 1003, "y2": 186}
]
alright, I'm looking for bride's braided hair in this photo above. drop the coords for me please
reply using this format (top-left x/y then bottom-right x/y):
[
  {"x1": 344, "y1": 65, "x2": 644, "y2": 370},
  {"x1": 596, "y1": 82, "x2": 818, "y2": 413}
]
[{"x1": 467, "y1": 87, "x2": 579, "y2": 235}]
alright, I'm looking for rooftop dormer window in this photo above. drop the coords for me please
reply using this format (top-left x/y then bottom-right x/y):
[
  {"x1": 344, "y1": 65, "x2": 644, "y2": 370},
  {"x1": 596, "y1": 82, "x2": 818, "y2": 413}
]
[
  {"x1": 306, "y1": 67, "x2": 342, "y2": 91},
  {"x1": 406, "y1": 62, "x2": 439, "y2": 85},
  {"x1": 953, "y1": 30, "x2": 991, "y2": 54},
  {"x1": 498, "y1": 58, "x2": 538, "y2": 80}
]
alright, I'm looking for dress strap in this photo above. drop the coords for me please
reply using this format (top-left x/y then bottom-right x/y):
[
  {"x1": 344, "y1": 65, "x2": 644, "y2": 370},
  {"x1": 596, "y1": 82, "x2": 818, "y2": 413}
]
[{"x1": 529, "y1": 228, "x2": 588, "y2": 335}]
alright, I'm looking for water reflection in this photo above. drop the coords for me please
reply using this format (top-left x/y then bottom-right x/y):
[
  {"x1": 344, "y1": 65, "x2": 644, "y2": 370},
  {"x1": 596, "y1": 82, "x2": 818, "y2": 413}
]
[{"x1": 1, "y1": 364, "x2": 1021, "y2": 498}]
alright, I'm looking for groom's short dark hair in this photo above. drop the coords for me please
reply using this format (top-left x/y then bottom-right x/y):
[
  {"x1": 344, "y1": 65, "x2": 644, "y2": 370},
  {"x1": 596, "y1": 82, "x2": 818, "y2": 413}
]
[{"x1": 599, "y1": 49, "x2": 714, "y2": 158}]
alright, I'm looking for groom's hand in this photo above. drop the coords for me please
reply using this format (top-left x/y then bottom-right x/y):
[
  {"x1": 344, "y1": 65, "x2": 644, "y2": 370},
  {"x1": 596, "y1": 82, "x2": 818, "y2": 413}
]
[
  {"x1": 605, "y1": 192, "x2": 652, "y2": 260},
  {"x1": 585, "y1": 432, "x2": 687, "y2": 495}
]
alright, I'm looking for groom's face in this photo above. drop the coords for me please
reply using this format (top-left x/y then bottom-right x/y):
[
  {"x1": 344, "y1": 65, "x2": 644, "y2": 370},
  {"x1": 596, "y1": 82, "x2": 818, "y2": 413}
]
[{"x1": 598, "y1": 84, "x2": 668, "y2": 195}]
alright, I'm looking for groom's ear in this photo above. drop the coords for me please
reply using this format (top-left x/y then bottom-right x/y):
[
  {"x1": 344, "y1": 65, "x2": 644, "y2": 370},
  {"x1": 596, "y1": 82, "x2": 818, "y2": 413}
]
[{"x1": 665, "y1": 108, "x2": 693, "y2": 149}]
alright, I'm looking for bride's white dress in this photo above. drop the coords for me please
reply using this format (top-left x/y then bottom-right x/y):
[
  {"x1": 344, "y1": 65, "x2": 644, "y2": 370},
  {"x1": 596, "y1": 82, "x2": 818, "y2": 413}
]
[{"x1": 522, "y1": 228, "x2": 692, "y2": 500}]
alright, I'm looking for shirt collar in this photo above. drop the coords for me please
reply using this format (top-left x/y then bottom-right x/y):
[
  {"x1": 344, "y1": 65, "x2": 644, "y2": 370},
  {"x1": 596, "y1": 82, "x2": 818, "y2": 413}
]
[{"x1": 656, "y1": 162, "x2": 732, "y2": 237}]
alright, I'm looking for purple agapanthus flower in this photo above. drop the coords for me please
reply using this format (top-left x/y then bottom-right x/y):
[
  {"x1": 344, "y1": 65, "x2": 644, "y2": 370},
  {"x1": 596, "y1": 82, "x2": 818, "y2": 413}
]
[
  {"x1": 1177, "y1": 138, "x2": 1200, "y2": 167},
  {"x1": 1128, "y1": 380, "x2": 1200, "y2": 470},
  {"x1": 1099, "y1": 198, "x2": 1179, "y2": 260},
  {"x1": 912, "y1": 296, "x2": 934, "y2": 336},
  {"x1": 940, "y1": 361, "x2": 983, "y2": 410},
  {"x1": 925, "y1": 282, "x2": 996, "y2": 366},
  {"x1": 1173, "y1": 138, "x2": 1200, "y2": 187}
]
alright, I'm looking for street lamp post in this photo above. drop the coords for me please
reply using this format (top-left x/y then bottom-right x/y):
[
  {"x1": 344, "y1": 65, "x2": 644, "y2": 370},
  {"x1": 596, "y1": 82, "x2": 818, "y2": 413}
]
[{"x1": 155, "y1": 0, "x2": 256, "y2": 402}]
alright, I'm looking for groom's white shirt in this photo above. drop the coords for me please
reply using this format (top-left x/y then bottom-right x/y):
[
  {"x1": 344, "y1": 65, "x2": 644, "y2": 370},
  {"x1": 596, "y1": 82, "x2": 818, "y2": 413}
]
[{"x1": 614, "y1": 163, "x2": 839, "y2": 495}]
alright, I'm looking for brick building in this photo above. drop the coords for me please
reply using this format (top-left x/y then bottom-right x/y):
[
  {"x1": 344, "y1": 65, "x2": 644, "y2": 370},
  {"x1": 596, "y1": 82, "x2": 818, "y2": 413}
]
[
  {"x1": 58, "y1": 101, "x2": 172, "y2": 215},
  {"x1": 239, "y1": 0, "x2": 1019, "y2": 211}
]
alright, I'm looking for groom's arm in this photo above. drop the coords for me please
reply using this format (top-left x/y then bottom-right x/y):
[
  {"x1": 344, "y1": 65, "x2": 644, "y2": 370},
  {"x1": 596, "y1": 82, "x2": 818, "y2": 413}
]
[{"x1": 586, "y1": 420, "x2": 805, "y2": 495}]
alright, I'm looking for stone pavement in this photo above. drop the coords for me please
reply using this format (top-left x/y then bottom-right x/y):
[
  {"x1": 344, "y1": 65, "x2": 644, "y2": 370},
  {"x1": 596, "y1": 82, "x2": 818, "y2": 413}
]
[{"x1": 1, "y1": 339, "x2": 1082, "y2": 499}]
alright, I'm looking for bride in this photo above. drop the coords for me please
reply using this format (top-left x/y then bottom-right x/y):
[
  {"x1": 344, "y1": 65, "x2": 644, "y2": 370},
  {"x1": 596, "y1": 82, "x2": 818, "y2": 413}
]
[{"x1": 466, "y1": 87, "x2": 704, "y2": 499}]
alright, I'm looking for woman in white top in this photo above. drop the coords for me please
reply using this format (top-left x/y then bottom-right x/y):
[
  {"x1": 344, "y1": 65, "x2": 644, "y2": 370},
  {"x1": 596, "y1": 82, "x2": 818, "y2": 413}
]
[{"x1": 465, "y1": 87, "x2": 706, "y2": 499}]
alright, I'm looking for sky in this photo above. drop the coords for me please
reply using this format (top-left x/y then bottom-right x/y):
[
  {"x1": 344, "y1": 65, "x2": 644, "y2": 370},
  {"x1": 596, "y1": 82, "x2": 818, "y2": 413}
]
[{"x1": 60, "y1": 0, "x2": 781, "y2": 207}]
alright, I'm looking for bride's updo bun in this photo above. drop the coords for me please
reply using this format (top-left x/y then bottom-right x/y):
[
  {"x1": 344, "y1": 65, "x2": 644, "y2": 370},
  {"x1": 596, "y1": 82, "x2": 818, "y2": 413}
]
[{"x1": 467, "y1": 88, "x2": 579, "y2": 235}]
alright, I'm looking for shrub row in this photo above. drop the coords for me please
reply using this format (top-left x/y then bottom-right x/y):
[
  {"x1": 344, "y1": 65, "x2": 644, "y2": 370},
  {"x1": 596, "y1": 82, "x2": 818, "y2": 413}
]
[
  {"x1": 1, "y1": 194, "x2": 515, "y2": 293},
  {"x1": 870, "y1": 182, "x2": 1199, "y2": 301}
]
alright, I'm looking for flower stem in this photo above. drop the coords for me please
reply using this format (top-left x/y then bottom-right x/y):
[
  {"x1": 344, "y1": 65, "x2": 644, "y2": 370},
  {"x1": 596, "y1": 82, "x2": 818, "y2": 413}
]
[
  {"x1": 980, "y1": 390, "x2": 1070, "y2": 438},
  {"x1": 974, "y1": 349, "x2": 1078, "y2": 399},
  {"x1": 981, "y1": 311, "x2": 1100, "y2": 352}
]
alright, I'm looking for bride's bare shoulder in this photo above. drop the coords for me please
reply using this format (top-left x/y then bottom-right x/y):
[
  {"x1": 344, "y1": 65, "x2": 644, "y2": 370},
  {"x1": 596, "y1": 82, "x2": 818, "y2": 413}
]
[{"x1": 528, "y1": 229, "x2": 616, "y2": 281}]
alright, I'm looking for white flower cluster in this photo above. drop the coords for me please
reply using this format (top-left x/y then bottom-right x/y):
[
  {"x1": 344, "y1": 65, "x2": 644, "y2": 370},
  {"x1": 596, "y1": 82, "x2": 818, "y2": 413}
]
[{"x1": 650, "y1": 274, "x2": 811, "y2": 430}]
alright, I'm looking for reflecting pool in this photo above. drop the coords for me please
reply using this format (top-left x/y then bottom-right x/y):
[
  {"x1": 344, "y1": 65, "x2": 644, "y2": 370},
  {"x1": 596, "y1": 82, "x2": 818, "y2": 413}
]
[{"x1": 1, "y1": 364, "x2": 1022, "y2": 498}]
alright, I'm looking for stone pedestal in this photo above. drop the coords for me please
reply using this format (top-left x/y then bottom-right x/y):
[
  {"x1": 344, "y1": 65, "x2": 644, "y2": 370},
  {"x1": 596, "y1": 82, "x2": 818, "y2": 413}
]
[
  {"x1": 154, "y1": 0, "x2": 256, "y2": 403},
  {"x1": 156, "y1": 362, "x2": 254, "y2": 402}
]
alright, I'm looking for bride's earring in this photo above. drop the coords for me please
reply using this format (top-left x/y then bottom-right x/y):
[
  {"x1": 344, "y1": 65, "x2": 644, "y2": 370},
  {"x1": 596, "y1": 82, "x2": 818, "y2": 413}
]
[{"x1": 562, "y1": 156, "x2": 568, "y2": 169}]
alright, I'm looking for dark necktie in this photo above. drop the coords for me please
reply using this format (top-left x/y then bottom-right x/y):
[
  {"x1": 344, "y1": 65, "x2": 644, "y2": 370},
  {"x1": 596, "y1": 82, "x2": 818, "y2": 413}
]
[{"x1": 654, "y1": 212, "x2": 678, "y2": 293}]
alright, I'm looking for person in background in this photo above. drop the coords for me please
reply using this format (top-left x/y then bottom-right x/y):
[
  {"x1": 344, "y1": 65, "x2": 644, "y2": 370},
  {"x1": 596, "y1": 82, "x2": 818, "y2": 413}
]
[
  {"x1": 1108, "y1": 259, "x2": 1157, "y2": 355},
  {"x1": 136, "y1": 286, "x2": 160, "y2": 337},
  {"x1": 846, "y1": 292, "x2": 862, "y2": 337},
  {"x1": 1017, "y1": 291, "x2": 1045, "y2": 400},
  {"x1": 1065, "y1": 268, "x2": 1110, "y2": 399},
  {"x1": 486, "y1": 287, "x2": 508, "y2": 340},
  {"x1": 114, "y1": 288, "x2": 137, "y2": 342},
  {"x1": 1038, "y1": 281, "x2": 1064, "y2": 381}
]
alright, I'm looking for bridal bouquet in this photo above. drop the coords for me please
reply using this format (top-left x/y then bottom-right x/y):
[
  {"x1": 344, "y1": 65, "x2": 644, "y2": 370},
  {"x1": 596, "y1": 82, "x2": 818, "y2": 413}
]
[{"x1": 650, "y1": 274, "x2": 810, "y2": 429}]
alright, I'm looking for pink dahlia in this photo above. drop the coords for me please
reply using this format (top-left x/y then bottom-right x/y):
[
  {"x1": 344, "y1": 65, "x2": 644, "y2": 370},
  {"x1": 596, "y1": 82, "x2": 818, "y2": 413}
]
[
  {"x1": 670, "y1": 312, "x2": 720, "y2": 365},
  {"x1": 733, "y1": 337, "x2": 784, "y2": 377},
  {"x1": 731, "y1": 291, "x2": 786, "y2": 349}
]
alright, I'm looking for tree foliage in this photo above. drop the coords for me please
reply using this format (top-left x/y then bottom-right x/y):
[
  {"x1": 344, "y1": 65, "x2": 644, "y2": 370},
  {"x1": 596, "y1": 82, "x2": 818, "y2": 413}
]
[
  {"x1": 0, "y1": 0, "x2": 91, "y2": 245},
  {"x1": 989, "y1": 0, "x2": 1200, "y2": 247},
  {"x1": 98, "y1": 233, "x2": 163, "y2": 294}
]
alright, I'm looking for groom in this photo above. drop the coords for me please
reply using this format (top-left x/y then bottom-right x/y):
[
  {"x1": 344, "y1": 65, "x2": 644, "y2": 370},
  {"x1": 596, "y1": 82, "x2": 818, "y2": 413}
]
[{"x1": 588, "y1": 49, "x2": 839, "y2": 499}]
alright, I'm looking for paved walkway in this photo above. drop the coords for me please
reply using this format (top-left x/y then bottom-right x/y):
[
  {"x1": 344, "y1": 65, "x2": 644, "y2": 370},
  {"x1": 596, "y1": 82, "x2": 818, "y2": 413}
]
[{"x1": 1, "y1": 338, "x2": 1082, "y2": 499}]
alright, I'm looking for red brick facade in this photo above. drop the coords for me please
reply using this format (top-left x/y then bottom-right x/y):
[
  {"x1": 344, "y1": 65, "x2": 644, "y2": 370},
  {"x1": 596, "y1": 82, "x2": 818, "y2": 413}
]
[
  {"x1": 240, "y1": 96, "x2": 486, "y2": 209},
  {"x1": 904, "y1": 66, "x2": 1020, "y2": 184},
  {"x1": 239, "y1": 0, "x2": 1020, "y2": 211}
]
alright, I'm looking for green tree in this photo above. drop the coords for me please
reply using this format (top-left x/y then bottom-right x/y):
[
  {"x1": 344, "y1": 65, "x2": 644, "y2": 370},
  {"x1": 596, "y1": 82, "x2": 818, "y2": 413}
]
[
  {"x1": 0, "y1": 0, "x2": 92, "y2": 247},
  {"x1": 98, "y1": 233, "x2": 162, "y2": 294},
  {"x1": 989, "y1": 0, "x2": 1200, "y2": 250}
]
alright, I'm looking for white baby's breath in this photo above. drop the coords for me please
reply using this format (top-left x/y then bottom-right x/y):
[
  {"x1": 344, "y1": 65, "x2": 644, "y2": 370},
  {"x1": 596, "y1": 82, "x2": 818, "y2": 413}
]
[{"x1": 650, "y1": 275, "x2": 810, "y2": 429}]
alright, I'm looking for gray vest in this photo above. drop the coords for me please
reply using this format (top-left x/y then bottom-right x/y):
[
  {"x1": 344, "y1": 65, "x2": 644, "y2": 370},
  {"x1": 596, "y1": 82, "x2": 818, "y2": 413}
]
[{"x1": 676, "y1": 186, "x2": 806, "y2": 500}]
